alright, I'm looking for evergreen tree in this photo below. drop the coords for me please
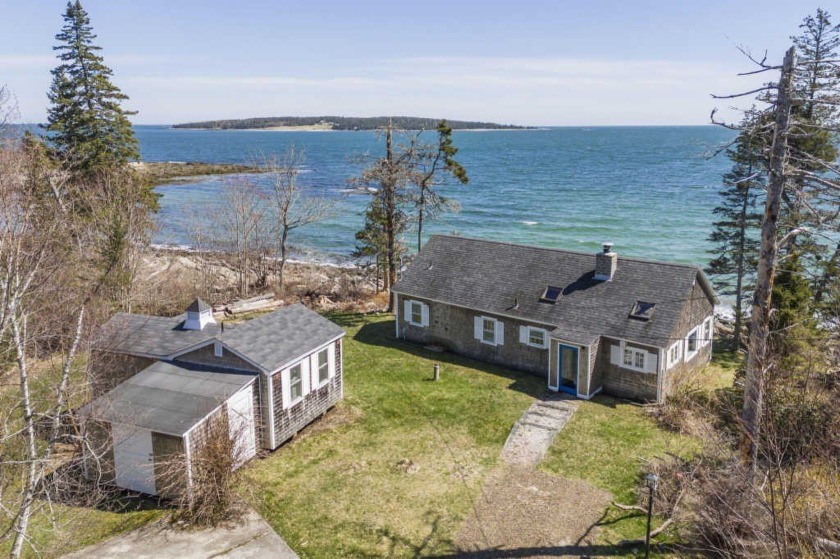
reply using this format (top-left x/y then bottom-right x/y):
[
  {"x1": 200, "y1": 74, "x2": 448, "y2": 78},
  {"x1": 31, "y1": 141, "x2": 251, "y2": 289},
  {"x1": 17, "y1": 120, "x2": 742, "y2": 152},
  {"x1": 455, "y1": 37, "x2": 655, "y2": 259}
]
[
  {"x1": 783, "y1": 10, "x2": 840, "y2": 285},
  {"x1": 45, "y1": 1, "x2": 139, "y2": 175},
  {"x1": 706, "y1": 113, "x2": 765, "y2": 349},
  {"x1": 412, "y1": 120, "x2": 469, "y2": 251}
]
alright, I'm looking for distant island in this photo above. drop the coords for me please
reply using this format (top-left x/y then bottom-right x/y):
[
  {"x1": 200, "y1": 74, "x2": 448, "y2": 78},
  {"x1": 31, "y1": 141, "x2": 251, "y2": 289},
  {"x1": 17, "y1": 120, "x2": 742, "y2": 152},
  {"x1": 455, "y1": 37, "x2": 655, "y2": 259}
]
[{"x1": 172, "y1": 116, "x2": 531, "y2": 131}]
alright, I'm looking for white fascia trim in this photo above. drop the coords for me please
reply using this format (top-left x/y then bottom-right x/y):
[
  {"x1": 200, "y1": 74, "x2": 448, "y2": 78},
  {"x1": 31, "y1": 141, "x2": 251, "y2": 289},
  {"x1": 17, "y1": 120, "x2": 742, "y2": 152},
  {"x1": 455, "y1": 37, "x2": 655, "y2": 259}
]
[
  {"x1": 605, "y1": 335, "x2": 663, "y2": 353},
  {"x1": 265, "y1": 334, "x2": 346, "y2": 378},
  {"x1": 394, "y1": 292, "x2": 400, "y2": 337},
  {"x1": 392, "y1": 290, "x2": 557, "y2": 329},
  {"x1": 267, "y1": 373, "x2": 276, "y2": 448},
  {"x1": 182, "y1": 378, "x2": 258, "y2": 439},
  {"x1": 167, "y1": 339, "x2": 267, "y2": 373},
  {"x1": 184, "y1": 430, "x2": 194, "y2": 498}
]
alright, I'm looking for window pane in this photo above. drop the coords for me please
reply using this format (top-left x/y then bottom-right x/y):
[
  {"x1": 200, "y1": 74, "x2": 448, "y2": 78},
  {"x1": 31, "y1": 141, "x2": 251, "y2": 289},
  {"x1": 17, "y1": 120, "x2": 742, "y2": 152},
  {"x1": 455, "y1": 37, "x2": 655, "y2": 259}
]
[
  {"x1": 529, "y1": 329, "x2": 544, "y2": 346},
  {"x1": 318, "y1": 349, "x2": 329, "y2": 382},
  {"x1": 623, "y1": 349, "x2": 633, "y2": 366},
  {"x1": 635, "y1": 352, "x2": 645, "y2": 368},
  {"x1": 688, "y1": 332, "x2": 697, "y2": 352},
  {"x1": 482, "y1": 319, "x2": 495, "y2": 343},
  {"x1": 411, "y1": 302, "x2": 422, "y2": 324},
  {"x1": 290, "y1": 365, "x2": 302, "y2": 400}
]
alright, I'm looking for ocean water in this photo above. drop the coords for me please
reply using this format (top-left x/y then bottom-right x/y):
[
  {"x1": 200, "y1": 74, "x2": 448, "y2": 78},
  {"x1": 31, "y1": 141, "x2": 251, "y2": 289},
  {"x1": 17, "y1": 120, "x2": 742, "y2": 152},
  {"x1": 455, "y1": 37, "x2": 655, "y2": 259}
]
[{"x1": 138, "y1": 125, "x2": 736, "y2": 267}]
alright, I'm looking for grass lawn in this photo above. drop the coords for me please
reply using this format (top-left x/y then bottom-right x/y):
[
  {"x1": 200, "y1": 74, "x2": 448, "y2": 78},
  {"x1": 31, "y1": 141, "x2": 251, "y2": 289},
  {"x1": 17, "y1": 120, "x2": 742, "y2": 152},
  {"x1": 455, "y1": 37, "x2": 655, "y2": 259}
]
[
  {"x1": 242, "y1": 312, "x2": 545, "y2": 558},
  {"x1": 540, "y1": 349, "x2": 738, "y2": 557}
]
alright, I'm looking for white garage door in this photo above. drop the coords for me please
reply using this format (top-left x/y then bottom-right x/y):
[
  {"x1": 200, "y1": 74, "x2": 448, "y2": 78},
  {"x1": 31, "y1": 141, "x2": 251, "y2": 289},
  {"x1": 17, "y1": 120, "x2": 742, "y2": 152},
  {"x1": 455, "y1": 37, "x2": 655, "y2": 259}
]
[
  {"x1": 228, "y1": 385, "x2": 257, "y2": 468},
  {"x1": 112, "y1": 424, "x2": 156, "y2": 495}
]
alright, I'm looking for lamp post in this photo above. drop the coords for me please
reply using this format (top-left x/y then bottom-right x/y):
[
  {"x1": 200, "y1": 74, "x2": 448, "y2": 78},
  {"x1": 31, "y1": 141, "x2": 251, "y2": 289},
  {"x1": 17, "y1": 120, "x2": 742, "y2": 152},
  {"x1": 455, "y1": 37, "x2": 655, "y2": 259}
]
[{"x1": 644, "y1": 473, "x2": 659, "y2": 559}]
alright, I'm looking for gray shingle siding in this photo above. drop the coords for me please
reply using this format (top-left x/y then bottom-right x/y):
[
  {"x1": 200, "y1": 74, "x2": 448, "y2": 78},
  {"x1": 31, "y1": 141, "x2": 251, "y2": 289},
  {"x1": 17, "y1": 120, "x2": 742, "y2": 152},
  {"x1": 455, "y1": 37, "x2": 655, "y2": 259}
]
[
  {"x1": 397, "y1": 295, "x2": 549, "y2": 376},
  {"x1": 393, "y1": 235, "x2": 717, "y2": 402},
  {"x1": 270, "y1": 339, "x2": 343, "y2": 448}
]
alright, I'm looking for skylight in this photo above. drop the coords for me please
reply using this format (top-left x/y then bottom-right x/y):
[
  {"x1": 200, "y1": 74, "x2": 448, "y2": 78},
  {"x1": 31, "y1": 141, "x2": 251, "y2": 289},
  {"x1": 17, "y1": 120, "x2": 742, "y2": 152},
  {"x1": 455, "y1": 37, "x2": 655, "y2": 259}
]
[
  {"x1": 540, "y1": 286, "x2": 563, "y2": 304},
  {"x1": 630, "y1": 301, "x2": 655, "y2": 321}
]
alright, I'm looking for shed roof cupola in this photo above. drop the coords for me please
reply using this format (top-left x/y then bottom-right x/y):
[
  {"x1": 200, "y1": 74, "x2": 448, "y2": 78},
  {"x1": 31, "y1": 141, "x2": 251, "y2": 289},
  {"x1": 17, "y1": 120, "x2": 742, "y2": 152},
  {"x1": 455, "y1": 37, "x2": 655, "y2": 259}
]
[
  {"x1": 594, "y1": 242, "x2": 617, "y2": 281},
  {"x1": 183, "y1": 298, "x2": 215, "y2": 331}
]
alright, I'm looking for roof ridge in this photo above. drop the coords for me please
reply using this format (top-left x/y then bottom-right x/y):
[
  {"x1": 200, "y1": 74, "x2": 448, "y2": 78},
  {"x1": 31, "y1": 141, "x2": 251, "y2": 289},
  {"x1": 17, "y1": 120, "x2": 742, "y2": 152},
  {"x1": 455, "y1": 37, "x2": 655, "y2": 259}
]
[{"x1": 428, "y1": 234, "x2": 702, "y2": 271}]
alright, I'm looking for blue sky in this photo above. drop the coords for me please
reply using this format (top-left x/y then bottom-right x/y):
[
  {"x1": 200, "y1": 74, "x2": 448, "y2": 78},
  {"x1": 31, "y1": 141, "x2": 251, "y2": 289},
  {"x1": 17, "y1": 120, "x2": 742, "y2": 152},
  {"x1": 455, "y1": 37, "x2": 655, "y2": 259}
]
[{"x1": 0, "y1": 0, "x2": 822, "y2": 125}]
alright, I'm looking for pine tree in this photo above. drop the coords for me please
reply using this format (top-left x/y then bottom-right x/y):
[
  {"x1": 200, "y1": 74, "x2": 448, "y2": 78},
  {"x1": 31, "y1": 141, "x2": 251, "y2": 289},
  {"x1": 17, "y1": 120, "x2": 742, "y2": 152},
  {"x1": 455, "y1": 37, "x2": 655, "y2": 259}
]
[
  {"x1": 45, "y1": 1, "x2": 139, "y2": 175},
  {"x1": 783, "y1": 10, "x2": 840, "y2": 285},
  {"x1": 706, "y1": 112, "x2": 765, "y2": 349}
]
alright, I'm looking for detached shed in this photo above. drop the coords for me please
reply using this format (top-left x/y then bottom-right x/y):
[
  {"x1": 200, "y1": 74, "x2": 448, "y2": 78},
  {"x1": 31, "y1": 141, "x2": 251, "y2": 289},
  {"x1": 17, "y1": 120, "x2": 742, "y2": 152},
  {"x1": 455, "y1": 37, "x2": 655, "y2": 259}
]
[{"x1": 85, "y1": 361, "x2": 258, "y2": 497}]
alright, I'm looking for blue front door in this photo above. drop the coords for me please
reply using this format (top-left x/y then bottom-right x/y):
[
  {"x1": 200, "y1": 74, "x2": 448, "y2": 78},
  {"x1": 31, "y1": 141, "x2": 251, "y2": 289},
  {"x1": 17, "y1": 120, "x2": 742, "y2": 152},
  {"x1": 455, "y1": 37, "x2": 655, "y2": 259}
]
[{"x1": 557, "y1": 345, "x2": 578, "y2": 395}]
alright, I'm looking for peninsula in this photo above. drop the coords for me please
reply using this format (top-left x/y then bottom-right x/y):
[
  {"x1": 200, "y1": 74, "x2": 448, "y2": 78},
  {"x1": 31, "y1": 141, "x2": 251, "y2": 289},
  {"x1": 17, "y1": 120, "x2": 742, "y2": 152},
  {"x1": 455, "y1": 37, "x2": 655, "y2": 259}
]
[{"x1": 172, "y1": 116, "x2": 530, "y2": 131}]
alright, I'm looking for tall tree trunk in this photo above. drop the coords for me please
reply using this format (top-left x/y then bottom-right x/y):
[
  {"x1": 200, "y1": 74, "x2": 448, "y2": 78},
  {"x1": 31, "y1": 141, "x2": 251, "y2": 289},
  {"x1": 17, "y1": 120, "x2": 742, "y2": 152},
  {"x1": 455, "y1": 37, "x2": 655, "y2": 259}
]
[
  {"x1": 278, "y1": 226, "x2": 289, "y2": 291},
  {"x1": 741, "y1": 47, "x2": 796, "y2": 468},
  {"x1": 10, "y1": 315, "x2": 37, "y2": 559},
  {"x1": 384, "y1": 123, "x2": 396, "y2": 309}
]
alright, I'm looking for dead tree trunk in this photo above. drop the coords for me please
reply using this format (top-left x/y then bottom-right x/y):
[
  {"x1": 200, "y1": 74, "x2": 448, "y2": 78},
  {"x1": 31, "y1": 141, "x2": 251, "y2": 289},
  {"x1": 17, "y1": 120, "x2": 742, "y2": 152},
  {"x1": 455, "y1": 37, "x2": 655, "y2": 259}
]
[{"x1": 741, "y1": 46, "x2": 796, "y2": 468}]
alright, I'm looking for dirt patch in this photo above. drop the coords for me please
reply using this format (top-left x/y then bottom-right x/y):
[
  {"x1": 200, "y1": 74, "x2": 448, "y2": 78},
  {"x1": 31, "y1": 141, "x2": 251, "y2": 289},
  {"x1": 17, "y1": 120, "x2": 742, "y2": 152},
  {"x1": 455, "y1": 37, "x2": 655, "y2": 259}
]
[{"x1": 456, "y1": 466, "x2": 612, "y2": 558}]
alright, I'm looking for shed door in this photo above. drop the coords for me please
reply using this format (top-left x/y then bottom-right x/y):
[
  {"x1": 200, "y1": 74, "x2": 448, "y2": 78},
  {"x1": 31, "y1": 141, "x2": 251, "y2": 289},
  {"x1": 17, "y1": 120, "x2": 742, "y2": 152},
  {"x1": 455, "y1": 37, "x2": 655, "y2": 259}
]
[
  {"x1": 113, "y1": 424, "x2": 156, "y2": 495},
  {"x1": 228, "y1": 386, "x2": 257, "y2": 468}
]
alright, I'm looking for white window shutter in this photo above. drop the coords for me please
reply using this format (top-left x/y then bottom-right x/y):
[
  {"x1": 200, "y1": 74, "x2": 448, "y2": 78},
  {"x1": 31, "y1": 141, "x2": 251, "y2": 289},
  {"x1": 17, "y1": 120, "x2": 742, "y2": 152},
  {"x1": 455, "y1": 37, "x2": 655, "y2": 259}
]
[
  {"x1": 404, "y1": 300, "x2": 411, "y2": 323},
  {"x1": 327, "y1": 342, "x2": 335, "y2": 379},
  {"x1": 519, "y1": 325, "x2": 528, "y2": 344},
  {"x1": 495, "y1": 320, "x2": 504, "y2": 345},
  {"x1": 645, "y1": 352, "x2": 658, "y2": 374},
  {"x1": 281, "y1": 369, "x2": 290, "y2": 409},
  {"x1": 474, "y1": 316, "x2": 482, "y2": 340},
  {"x1": 301, "y1": 359, "x2": 310, "y2": 395},
  {"x1": 610, "y1": 345, "x2": 620, "y2": 365},
  {"x1": 421, "y1": 303, "x2": 430, "y2": 327}
]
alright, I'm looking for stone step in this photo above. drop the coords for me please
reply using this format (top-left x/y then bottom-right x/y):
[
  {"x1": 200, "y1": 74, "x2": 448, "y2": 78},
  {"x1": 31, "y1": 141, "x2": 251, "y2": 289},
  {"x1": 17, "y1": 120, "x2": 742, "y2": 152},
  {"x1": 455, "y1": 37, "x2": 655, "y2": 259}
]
[
  {"x1": 529, "y1": 406, "x2": 572, "y2": 421},
  {"x1": 520, "y1": 413, "x2": 565, "y2": 430},
  {"x1": 535, "y1": 400, "x2": 576, "y2": 412}
]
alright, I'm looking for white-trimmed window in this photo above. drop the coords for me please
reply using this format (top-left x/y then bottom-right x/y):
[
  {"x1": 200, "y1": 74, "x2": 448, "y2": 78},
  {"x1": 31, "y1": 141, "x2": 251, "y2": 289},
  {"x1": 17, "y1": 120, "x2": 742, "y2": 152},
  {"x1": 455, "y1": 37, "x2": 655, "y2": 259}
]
[
  {"x1": 289, "y1": 364, "x2": 303, "y2": 402},
  {"x1": 519, "y1": 326, "x2": 548, "y2": 349},
  {"x1": 404, "y1": 299, "x2": 429, "y2": 327},
  {"x1": 701, "y1": 316, "x2": 713, "y2": 347},
  {"x1": 666, "y1": 341, "x2": 682, "y2": 369},
  {"x1": 611, "y1": 343, "x2": 656, "y2": 373},
  {"x1": 317, "y1": 348, "x2": 330, "y2": 384},
  {"x1": 474, "y1": 316, "x2": 504, "y2": 346},
  {"x1": 214, "y1": 341, "x2": 223, "y2": 357},
  {"x1": 685, "y1": 326, "x2": 700, "y2": 360}
]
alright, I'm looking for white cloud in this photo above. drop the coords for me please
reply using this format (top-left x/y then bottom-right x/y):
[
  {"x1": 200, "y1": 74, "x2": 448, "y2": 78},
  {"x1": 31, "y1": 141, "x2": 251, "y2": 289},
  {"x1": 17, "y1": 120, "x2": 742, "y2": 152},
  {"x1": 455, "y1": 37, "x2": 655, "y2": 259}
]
[{"x1": 8, "y1": 54, "x2": 769, "y2": 125}]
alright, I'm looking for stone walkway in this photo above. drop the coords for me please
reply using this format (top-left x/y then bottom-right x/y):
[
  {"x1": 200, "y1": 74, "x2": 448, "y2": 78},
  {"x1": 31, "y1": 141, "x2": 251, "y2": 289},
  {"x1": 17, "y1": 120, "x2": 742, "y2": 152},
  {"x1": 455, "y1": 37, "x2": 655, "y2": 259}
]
[
  {"x1": 501, "y1": 396, "x2": 578, "y2": 467},
  {"x1": 63, "y1": 508, "x2": 298, "y2": 559}
]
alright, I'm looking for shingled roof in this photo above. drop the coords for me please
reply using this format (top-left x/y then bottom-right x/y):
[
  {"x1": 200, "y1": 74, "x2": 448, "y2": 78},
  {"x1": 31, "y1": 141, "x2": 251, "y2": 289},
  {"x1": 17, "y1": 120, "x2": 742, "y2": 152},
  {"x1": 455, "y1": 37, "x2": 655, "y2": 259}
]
[
  {"x1": 96, "y1": 303, "x2": 345, "y2": 373},
  {"x1": 392, "y1": 235, "x2": 716, "y2": 347},
  {"x1": 86, "y1": 361, "x2": 255, "y2": 436},
  {"x1": 222, "y1": 304, "x2": 345, "y2": 372}
]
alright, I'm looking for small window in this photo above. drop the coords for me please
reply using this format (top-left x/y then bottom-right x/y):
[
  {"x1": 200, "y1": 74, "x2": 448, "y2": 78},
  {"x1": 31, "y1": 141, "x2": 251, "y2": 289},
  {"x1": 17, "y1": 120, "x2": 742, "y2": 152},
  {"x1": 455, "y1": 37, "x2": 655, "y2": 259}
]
[
  {"x1": 685, "y1": 327, "x2": 699, "y2": 359},
  {"x1": 317, "y1": 348, "x2": 330, "y2": 383},
  {"x1": 482, "y1": 318, "x2": 496, "y2": 344},
  {"x1": 540, "y1": 286, "x2": 563, "y2": 304},
  {"x1": 410, "y1": 301, "x2": 423, "y2": 325},
  {"x1": 630, "y1": 301, "x2": 655, "y2": 321},
  {"x1": 529, "y1": 329, "x2": 545, "y2": 347},
  {"x1": 213, "y1": 341, "x2": 223, "y2": 357},
  {"x1": 667, "y1": 341, "x2": 681, "y2": 369},
  {"x1": 623, "y1": 348, "x2": 633, "y2": 366},
  {"x1": 634, "y1": 352, "x2": 645, "y2": 369},
  {"x1": 289, "y1": 364, "x2": 303, "y2": 402}
]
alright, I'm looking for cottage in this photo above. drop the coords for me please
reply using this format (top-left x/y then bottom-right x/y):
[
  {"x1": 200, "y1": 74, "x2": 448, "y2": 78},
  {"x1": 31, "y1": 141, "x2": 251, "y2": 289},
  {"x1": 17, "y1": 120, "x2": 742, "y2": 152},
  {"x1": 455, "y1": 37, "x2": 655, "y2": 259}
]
[
  {"x1": 392, "y1": 236, "x2": 717, "y2": 402},
  {"x1": 84, "y1": 301, "x2": 345, "y2": 496}
]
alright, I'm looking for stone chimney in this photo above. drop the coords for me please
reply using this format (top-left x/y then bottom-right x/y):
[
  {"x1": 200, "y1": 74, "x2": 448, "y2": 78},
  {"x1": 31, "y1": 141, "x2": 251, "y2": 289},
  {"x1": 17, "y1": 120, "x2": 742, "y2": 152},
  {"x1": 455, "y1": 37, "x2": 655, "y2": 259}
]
[
  {"x1": 183, "y1": 298, "x2": 216, "y2": 331},
  {"x1": 594, "y1": 242, "x2": 617, "y2": 281}
]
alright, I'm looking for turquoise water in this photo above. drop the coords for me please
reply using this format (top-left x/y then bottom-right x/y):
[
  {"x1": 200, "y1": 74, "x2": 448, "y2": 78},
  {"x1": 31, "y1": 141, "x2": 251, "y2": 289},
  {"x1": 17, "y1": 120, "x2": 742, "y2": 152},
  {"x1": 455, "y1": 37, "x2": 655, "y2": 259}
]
[{"x1": 138, "y1": 125, "x2": 735, "y2": 267}]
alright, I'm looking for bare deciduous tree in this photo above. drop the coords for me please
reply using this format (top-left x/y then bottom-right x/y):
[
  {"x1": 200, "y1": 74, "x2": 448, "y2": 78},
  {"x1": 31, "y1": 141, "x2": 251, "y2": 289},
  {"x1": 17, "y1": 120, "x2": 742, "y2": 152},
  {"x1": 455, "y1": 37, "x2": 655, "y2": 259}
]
[{"x1": 263, "y1": 148, "x2": 329, "y2": 290}]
